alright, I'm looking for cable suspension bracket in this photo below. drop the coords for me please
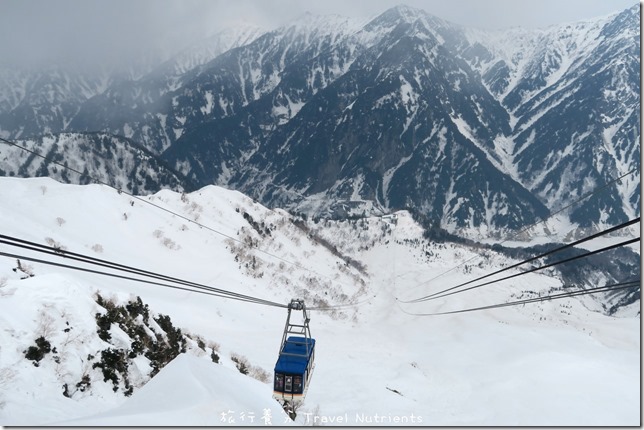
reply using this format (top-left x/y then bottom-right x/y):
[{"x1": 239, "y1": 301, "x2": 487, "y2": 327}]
[{"x1": 278, "y1": 299, "x2": 312, "y2": 357}]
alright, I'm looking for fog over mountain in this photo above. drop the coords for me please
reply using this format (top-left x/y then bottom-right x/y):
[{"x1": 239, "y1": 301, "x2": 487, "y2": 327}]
[{"x1": 0, "y1": 0, "x2": 635, "y2": 68}]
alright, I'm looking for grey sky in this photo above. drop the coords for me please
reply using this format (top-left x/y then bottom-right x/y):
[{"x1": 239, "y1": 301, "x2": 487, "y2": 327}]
[{"x1": 0, "y1": 0, "x2": 638, "y2": 68}]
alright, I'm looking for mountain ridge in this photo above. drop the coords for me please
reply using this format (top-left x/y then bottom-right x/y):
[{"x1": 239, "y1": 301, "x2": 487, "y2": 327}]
[{"x1": 0, "y1": 4, "x2": 638, "y2": 235}]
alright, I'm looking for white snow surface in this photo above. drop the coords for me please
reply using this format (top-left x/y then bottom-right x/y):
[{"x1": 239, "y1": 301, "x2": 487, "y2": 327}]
[
  {"x1": 0, "y1": 177, "x2": 639, "y2": 426},
  {"x1": 57, "y1": 354, "x2": 293, "y2": 426}
]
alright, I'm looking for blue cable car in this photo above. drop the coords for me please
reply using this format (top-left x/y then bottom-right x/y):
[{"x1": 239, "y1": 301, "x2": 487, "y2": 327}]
[{"x1": 273, "y1": 299, "x2": 315, "y2": 405}]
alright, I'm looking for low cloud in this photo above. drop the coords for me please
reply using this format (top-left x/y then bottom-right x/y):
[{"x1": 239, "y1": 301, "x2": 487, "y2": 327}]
[{"x1": 0, "y1": 0, "x2": 635, "y2": 69}]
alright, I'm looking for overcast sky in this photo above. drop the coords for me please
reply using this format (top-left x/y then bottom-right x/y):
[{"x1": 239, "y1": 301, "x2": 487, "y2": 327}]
[{"x1": 0, "y1": 0, "x2": 638, "y2": 68}]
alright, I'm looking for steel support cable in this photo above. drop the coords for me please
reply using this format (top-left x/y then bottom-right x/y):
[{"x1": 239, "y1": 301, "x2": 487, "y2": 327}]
[
  {"x1": 0, "y1": 233, "x2": 368, "y2": 311},
  {"x1": 0, "y1": 137, "x2": 337, "y2": 282},
  {"x1": 0, "y1": 249, "x2": 291, "y2": 307},
  {"x1": 1, "y1": 233, "x2": 371, "y2": 312},
  {"x1": 399, "y1": 217, "x2": 640, "y2": 303},
  {"x1": 0, "y1": 243, "x2": 362, "y2": 311},
  {"x1": 399, "y1": 280, "x2": 640, "y2": 316},
  {"x1": 0, "y1": 237, "x2": 284, "y2": 307},
  {"x1": 1, "y1": 136, "x2": 379, "y2": 308},
  {"x1": 0, "y1": 240, "x2": 287, "y2": 308},
  {"x1": 405, "y1": 168, "x2": 639, "y2": 289},
  {"x1": 411, "y1": 237, "x2": 640, "y2": 303},
  {"x1": 0, "y1": 233, "x2": 285, "y2": 307}
]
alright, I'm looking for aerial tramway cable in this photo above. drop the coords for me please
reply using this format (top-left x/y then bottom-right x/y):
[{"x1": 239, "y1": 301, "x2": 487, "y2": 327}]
[
  {"x1": 0, "y1": 136, "x2": 373, "y2": 311},
  {"x1": 398, "y1": 280, "x2": 640, "y2": 316},
  {"x1": 404, "y1": 168, "x2": 639, "y2": 290},
  {"x1": 0, "y1": 234, "x2": 288, "y2": 308},
  {"x1": 2, "y1": 137, "x2": 638, "y2": 315},
  {"x1": 0, "y1": 234, "x2": 284, "y2": 306},
  {"x1": 0, "y1": 231, "x2": 365, "y2": 311},
  {"x1": 0, "y1": 248, "x2": 288, "y2": 307},
  {"x1": 399, "y1": 217, "x2": 640, "y2": 303},
  {"x1": 405, "y1": 236, "x2": 640, "y2": 303},
  {"x1": 0, "y1": 137, "x2": 341, "y2": 281}
]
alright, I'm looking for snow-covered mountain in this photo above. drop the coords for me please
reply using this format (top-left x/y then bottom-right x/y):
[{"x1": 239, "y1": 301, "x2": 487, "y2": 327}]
[
  {"x1": 0, "y1": 4, "x2": 639, "y2": 235},
  {"x1": 161, "y1": 4, "x2": 638, "y2": 233},
  {"x1": 0, "y1": 132, "x2": 195, "y2": 194},
  {"x1": 462, "y1": 6, "x2": 640, "y2": 228},
  {"x1": 0, "y1": 177, "x2": 639, "y2": 425},
  {"x1": 223, "y1": 5, "x2": 548, "y2": 230},
  {"x1": 0, "y1": 65, "x2": 114, "y2": 139}
]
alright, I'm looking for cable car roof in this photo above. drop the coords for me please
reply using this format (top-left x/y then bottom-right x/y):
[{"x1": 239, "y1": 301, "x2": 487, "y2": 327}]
[{"x1": 274, "y1": 336, "x2": 315, "y2": 375}]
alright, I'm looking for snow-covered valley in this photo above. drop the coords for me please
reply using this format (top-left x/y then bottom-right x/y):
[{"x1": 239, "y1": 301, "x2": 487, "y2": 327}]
[{"x1": 0, "y1": 177, "x2": 639, "y2": 426}]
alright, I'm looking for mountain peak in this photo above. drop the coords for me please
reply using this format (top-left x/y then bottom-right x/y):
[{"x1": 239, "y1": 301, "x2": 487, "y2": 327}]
[
  {"x1": 363, "y1": 3, "x2": 450, "y2": 36},
  {"x1": 378, "y1": 4, "x2": 427, "y2": 24},
  {"x1": 391, "y1": 4, "x2": 424, "y2": 17}
]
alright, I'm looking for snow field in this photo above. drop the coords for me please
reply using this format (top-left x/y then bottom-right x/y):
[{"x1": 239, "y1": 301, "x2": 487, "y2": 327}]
[{"x1": 0, "y1": 177, "x2": 639, "y2": 425}]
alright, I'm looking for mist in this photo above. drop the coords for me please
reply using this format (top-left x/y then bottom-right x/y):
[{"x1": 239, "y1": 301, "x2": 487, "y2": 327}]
[{"x1": 0, "y1": 0, "x2": 636, "y2": 69}]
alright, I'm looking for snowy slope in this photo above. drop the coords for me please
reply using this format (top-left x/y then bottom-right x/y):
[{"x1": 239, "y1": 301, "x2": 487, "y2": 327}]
[
  {"x1": 56, "y1": 354, "x2": 293, "y2": 426},
  {"x1": 0, "y1": 177, "x2": 639, "y2": 426},
  {"x1": 461, "y1": 6, "x2": 640, "y2": 230},
  {"x1": 465, "y1": 16, "x2": 609, "y2": 110}
]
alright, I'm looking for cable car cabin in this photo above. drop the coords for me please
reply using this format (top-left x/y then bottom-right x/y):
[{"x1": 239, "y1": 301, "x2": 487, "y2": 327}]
[
  {"x1": 273, "y1": 299, "x2": 315, "y2": 404},
  {"x1": 273, "y1": 336, "x2": 315, "y2": 402}
]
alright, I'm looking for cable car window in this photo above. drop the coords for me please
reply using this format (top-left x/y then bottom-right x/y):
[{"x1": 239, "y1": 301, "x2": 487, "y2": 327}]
[
  {"x1": 285, "y1": 375, "x2": 293, "y2": 392},
  {"x1": 274, "y1": 373, "x2": 284, "y2": 391},
  {"x1": 294, "y1": 376, "x2": 303, "y2": 393}
]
